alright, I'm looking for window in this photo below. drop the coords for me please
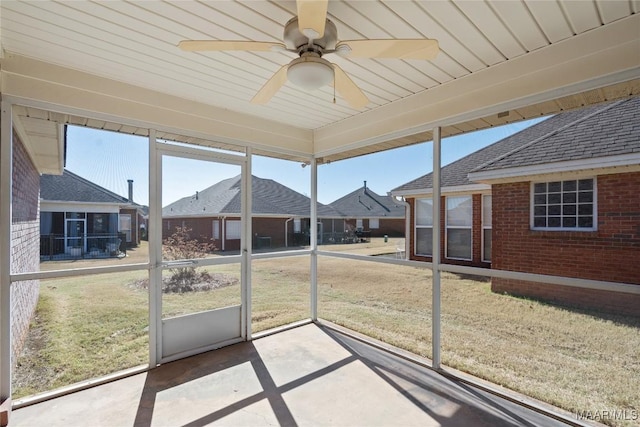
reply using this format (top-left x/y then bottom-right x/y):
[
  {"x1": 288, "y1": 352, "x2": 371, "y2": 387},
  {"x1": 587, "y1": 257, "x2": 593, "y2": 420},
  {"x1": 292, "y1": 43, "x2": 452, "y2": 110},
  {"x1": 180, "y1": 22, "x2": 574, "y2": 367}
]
[
  {"x1": 532, "y1": 179, "x2": 596, "y2": 230},
  {"x1": 356, "y1": 219, "x2": 363, "y2": 230},
  {"x1": 226, "y1": 220, "x2": 241, "y2": 239},
  {"x1": 415, "y1": 198, "x2": 433, "y2": 256},
  {"x1": 369, "y1": 218, "x2": 379, "y2": 229},
  {"x1": 212, "y1": 220, "x2": 220, "y2": 240},
  {"x1": 119, "y1": 214, "x2": 132, "y2": 243},
  {"x1": 294, "y1": 218, "x2": 301, "y2": 233},
  {"x1": 446, "y1": 196, "x2": 472, "y2": 260},
  {"x1": 482, "y1": 195, "x2": 492, "y2": 262}
]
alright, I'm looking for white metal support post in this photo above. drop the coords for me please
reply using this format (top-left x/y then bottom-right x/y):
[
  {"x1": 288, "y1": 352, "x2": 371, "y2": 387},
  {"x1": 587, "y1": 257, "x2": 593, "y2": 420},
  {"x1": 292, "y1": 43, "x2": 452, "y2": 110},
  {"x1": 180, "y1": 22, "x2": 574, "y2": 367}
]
[
  {"x1": 148, "y1": 129, "x2": 162, "y2": 366},
  {"x1": 0, "y1": 101, "x2": 12, "y2": 423},
  {"x1": 242, "y1": 148, "x2": 252, "y2": 340},
  {"x1": 310, "y1": 157, "x2": 318, "y2": 321},
  {"x1": 432, "y1": 127, "x2": 442, "y2": 370}
]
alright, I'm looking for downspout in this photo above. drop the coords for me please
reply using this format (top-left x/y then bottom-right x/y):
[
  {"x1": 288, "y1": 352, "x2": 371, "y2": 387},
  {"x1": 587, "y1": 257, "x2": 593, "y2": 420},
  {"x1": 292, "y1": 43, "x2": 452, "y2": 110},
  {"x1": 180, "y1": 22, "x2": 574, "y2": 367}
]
[
  {"x1": 284, "y1": 217, "x2": 293, "y2": 248},
  {"x1": 391, "y1": 194, "x2": 410, "y2": 260},
  {"x1": 221, "y1": 216, "x2": 226, "y2": 251}
]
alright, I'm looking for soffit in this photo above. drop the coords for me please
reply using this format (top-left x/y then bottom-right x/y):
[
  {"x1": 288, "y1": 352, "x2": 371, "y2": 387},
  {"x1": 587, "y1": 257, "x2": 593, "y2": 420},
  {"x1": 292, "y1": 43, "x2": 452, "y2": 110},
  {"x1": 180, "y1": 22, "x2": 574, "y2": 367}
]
[{"x1": 1, "y1": 1, "x2": 639, "y2": 162}]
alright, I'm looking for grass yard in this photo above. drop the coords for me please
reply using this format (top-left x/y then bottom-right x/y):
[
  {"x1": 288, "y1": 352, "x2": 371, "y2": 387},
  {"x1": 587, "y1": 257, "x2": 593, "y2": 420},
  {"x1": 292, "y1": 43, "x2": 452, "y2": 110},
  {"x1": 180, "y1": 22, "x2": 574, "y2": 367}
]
[{"x1": 13, "y1": 239, "x2": 639, "y2": 426}]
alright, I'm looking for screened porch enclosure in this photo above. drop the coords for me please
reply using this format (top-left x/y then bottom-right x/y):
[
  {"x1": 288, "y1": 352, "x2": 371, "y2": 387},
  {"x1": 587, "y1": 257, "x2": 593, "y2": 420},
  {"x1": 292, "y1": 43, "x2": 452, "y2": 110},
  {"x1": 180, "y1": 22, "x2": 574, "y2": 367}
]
[{"x1": 1, "y1": 2, "x2": 639, "y2": 425}]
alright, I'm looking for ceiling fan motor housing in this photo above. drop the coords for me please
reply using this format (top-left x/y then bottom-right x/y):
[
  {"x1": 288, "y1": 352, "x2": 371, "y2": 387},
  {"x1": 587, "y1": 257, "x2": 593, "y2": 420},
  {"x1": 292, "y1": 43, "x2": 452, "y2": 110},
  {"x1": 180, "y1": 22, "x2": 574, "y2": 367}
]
[{"x1": 284, "y1": 17, "x2": 338, "y2": 55}]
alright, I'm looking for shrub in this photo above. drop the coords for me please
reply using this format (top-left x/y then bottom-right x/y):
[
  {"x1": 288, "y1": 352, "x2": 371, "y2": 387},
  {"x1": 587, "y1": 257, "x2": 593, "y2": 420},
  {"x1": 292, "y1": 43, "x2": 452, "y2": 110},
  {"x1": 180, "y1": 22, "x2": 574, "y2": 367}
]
[{"x1": 162, "y1": 226, "x2": 216, "y2": 292}]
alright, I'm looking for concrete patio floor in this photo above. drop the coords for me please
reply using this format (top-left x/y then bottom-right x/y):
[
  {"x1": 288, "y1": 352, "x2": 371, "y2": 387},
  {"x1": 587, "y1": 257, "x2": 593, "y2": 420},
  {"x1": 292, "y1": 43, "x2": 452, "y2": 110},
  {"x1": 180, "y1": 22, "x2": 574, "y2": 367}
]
[{"x1": 11, "y1": 323, "x2": 574, "y2": 426}]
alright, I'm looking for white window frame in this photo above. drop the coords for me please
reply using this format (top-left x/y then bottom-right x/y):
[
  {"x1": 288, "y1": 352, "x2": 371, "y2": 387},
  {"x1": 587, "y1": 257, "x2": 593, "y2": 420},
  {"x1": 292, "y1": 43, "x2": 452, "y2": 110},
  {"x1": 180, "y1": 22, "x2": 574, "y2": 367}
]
[
  {"x1": 445, "y1": 195, "x2": 472, "y2": 261},
  {"x1": 369, "y1": 218, "x2": 379, "y2": 229},
  {"x1": 293, "y1": 218, "x2": 302, "y2": 233},
  {"x1": 212, "y1": 219, "x2": 220, "y2": 240},
  {"x1": 226, "y1": 219, "x2": 241, "y2": 240},
  {"x1": 119, "y1": 213, "x2": 132, "y2": 243},
  {"x1": 482, "y1": 194, "x2": 492, "y2": 263},
  {"x1": 414, "y1": 198, "x2": 433, "y2": 257},
  {"x1": 356, "y1": 219, "x2": 363, "y2": 230},
  {"x1": 530, "y1": 178, "x2": 597, "y2": 231}
]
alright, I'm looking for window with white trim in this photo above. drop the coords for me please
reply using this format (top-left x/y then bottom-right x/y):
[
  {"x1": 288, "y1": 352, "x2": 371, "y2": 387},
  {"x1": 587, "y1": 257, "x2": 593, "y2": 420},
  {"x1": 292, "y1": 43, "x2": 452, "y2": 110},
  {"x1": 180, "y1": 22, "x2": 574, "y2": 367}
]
[
  {"x1": 532, "y1": 179, "x2": 596, "y2": 230},
  {"x1": 119, "y1": 214, "x2": 132, "y2": 243},
  {"x1": 212, "y1": 220, "x2": 220, "y2": 240},
  {"x1": 446, "y1": 196, "x2": 472, "y2": 260},
  {"x1": 226, "y1": 220, "x2": 241, "y2": 239},
  {"x1": 415, "y1": 198, "x2": 433, "y2": 256},
  {"x1": 482, "y1": 195, "x2": 492, "y2": 262},
  {"x1": 356, "y1": 219, "x2": 363, "y2": 230},
  {"x1": 294, "y1": 218, "x2": 302, "y2": 233},
  {"x1": 369, "y1": 218, "x2": 379, "y2": 229}
]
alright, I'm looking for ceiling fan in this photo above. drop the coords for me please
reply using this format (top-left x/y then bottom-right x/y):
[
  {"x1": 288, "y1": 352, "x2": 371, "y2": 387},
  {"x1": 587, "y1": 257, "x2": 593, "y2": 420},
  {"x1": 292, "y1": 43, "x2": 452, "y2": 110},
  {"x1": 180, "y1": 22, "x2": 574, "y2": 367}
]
[{"x1": 178, "y1": 0, "x2": 439, "y2": 109}]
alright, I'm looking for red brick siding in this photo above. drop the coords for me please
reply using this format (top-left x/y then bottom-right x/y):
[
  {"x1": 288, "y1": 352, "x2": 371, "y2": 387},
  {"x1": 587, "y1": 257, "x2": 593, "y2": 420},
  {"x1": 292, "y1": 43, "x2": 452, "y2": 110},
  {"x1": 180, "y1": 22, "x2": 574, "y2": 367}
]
[
  {"x1": 10, "y1": 132, "x2": 41, "y2": 368},
  {"x1": 492, "y1": 172, "x2": 640, "y2": 316},
  {"x1": 407, "y1": 195, "x2": 490, "y2": 268},
  {"x1": 163, "y1": 216, "x2": 306, "y2": 251}
]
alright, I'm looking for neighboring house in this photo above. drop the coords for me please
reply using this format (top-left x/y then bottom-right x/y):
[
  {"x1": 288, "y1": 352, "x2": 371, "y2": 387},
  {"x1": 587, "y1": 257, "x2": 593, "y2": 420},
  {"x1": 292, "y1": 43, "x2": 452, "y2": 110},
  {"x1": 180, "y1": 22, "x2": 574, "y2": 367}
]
[
  {"x1": 324, "y1": 181, "x2": 405, "y2": 243},
  {"x1": 162, "y1": 175, "x2": 340, "y2": 251},
  {"x1": 392, "y1": 97, "x2": 640, "y2": 315},
  {"x1": 40, "y1": 170, "x2": 145, "y2": 259}
]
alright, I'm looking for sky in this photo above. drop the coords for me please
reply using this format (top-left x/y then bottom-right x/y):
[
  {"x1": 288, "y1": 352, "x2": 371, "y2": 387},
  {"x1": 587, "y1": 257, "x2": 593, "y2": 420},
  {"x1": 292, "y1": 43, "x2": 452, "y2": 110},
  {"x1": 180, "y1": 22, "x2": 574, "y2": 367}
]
[{"x1": 65, "y1": 117, "x2": 545, "y2": 207}]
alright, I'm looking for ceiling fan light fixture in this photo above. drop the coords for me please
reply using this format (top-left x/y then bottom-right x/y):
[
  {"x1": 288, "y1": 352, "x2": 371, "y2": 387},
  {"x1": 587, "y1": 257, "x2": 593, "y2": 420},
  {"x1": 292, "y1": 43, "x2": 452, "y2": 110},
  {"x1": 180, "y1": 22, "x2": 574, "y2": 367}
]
[{"x1": 287, "y1": 56, "x2": 334, "y2": 90}]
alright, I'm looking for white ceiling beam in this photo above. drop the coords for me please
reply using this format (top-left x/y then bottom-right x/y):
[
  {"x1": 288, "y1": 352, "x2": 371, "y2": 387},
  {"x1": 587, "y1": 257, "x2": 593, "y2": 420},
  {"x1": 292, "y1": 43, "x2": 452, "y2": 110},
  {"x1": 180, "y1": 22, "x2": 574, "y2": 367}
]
[
  {"x1": 313, "y1": 14, "x2": 640, "y2": 158},
  {"x1": 0, "y1": 55, "x2": 313, "y2": 156}
]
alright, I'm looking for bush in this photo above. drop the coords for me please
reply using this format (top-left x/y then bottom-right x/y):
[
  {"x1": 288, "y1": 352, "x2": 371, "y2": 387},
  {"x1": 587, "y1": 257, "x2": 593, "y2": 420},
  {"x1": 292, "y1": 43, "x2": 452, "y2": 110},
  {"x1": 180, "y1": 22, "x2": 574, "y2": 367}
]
[{"x1": 162, "y1": 226, "x2": 216, "y2": 293}]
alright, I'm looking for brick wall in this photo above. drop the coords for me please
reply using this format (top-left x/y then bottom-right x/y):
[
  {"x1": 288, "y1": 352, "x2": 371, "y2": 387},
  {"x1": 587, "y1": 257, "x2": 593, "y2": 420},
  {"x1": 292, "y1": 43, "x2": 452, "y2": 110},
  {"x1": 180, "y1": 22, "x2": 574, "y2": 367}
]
[
  {"x1": 10, "y1": 132, "x2": 41, "y2": 367},
  {"x1": 492, "y1": 172, "x2": 640, "y2": 316}
]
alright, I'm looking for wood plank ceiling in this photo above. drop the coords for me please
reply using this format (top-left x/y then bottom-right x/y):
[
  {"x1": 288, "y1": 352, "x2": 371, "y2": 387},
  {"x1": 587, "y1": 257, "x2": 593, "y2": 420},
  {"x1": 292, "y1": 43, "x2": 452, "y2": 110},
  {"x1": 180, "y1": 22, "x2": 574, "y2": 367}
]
[{"x1": 1, "y1": 1, "x2": 639, "y2": 162}]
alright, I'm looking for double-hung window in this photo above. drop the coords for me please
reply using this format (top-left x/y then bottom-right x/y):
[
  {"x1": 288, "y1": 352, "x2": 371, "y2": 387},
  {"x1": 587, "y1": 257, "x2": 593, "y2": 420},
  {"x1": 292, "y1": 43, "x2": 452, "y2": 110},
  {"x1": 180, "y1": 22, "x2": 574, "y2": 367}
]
[
  {"x1": 226, "y1": 220, "x2": 241, "y2": 239},
  {"x1": 415, "y1": 198, "x2": 433, "y2": 256},
  {"x1": 532, "y1": 178, "x2": 596, "y2": 230},
  {"x1": 446, "y1": 196, "x2": 472, "y2": 260}
]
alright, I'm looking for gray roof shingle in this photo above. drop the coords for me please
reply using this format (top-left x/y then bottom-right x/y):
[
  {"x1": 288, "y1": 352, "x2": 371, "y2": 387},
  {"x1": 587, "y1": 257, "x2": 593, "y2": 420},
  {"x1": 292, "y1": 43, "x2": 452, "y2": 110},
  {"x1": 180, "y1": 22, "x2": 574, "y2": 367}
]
[
  {"x1": 392, "y1": 98, "x2": 639, "y2": 193},
  {"x1": 41, "y1": 170, "x2": 131, "y2": 204},
  {"x1": 328, "y1": 184, "x2": 405, "y2": 218},
  {"x1": 475, "y1": 97, "x2": 640, "y2": 172},
  {"x1": 163, "y1": 175, "x2": 339, "y2": 217}
]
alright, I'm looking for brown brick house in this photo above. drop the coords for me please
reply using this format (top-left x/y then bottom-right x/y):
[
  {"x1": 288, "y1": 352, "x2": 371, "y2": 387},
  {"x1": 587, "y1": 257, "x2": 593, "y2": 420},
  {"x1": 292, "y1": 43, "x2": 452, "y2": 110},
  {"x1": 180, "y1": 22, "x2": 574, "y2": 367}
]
[
  {"x1": 162, "y1": 175, "x2": 340, "y2": 251},
  {"x1": 40, "y1": 170, "x2": 146, "y2": 258},
  {"x1": 392, "y1": 97, "x2": 640, "y2": 315},
  {"x1": 324, "y1": 181, "x2": 405, "y2": 243}
]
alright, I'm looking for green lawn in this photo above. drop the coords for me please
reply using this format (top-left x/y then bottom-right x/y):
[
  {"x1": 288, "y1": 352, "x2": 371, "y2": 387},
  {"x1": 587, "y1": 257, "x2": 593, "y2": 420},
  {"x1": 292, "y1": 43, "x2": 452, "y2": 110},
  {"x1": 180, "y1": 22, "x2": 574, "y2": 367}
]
[{"x1": 13, "y1": 241, "x2": 639, "y2": 427}]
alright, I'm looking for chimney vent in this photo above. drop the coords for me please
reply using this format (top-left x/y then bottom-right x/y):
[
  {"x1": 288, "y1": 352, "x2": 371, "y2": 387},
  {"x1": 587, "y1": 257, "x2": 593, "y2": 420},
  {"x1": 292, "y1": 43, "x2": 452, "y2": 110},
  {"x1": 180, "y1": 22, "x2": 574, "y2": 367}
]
[{"x1": 127, "y1": 179, "x2": 134, "y2": 202}]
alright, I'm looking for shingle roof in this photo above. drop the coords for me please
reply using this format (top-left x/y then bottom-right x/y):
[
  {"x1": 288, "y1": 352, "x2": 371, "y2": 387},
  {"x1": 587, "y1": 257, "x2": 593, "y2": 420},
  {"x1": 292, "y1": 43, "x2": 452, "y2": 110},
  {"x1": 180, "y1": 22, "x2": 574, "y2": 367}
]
[
  {"x1": 163, "y1": 175, "x2": 339, "y2": 217},
  {"x1": 40, "y1": 169, "x2": 131, "y2": 205},
  {"x1": 328, "y1": 184, "x2": 405, "y2": 218},
  {"x1": 474, "y1": 97, "x2": 640, "y2": 172},
  {"x1": 391, "y1": 98, "x2": 639, "y2": 193}
]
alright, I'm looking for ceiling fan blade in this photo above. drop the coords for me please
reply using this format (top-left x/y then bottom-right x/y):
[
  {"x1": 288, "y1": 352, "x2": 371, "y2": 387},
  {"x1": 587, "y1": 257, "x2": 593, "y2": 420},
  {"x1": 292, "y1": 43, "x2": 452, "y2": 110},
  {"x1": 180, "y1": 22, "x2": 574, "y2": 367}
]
[
  {"x1": 336, "y1": 39, "x2": 439, "y2": 60},
  {"x1": 297, "y1": 0, "x2": 328, "y2": 39},
  {"x1": 332, "y1": 64, "x2": 369, "y2": 109},
  {"x1": 178, "y1": 40, "x2": 286, "y2": 52},
  {"x1": 251, "y1": 65, "x2": 289, "y2": 105}
]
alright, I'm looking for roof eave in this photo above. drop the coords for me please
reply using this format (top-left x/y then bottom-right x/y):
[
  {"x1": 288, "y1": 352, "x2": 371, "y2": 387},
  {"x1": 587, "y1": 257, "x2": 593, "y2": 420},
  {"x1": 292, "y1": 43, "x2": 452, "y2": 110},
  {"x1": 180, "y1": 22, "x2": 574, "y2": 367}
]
[
  {"x1": 469, "y1": 152, "x2": 640, "y2": 184},
  {"x1": 390, "y1": 183, "x2": 491, "y2": 198}
]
